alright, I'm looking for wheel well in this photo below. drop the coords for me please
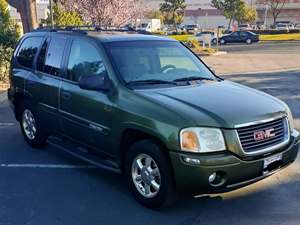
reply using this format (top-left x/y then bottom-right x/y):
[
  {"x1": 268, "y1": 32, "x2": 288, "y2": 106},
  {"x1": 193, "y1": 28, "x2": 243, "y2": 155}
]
[
  {"x1": 13, "y1": 93, "x2": 28, "y2": 121},
  {"x1": 120, "y1": 129, "x2": 169, "y2": 169}
]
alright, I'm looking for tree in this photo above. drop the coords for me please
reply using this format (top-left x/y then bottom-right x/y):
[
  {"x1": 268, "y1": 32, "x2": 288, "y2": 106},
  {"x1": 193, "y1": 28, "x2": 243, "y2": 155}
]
[
  {"x1": 261, "y1": 0, "x2": 288, "y2": 26},
  {"x1": 211, "y1": 0, "x2": 245, "y2": 29},
  {"x1": 59, "y1": 0, "x2": 147, "y2": 27},
  {"x1": 0, "y1": 0, "x2": 19, "y2": 82},
  {"x1": 6, "y1": 0, "x2": 38, "y2": 33},
  {"x1": 236, "y1": 4, "x2": 257, "y2": 24},
  {"x1": 41, "y1": 2, "x2": 84, "y2": 26},
  {"x1": 160, "y1": 0, "x2": 186, "y2": 29}
]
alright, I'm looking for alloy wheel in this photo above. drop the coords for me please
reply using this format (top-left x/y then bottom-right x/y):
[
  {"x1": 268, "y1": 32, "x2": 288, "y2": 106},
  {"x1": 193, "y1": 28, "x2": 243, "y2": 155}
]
[
  {"x1": 131, "y1": 154, "x2": 161, "y2": 198},
  {"x1": 22, "y1": 109, "x2": 37, "y2": 140}
]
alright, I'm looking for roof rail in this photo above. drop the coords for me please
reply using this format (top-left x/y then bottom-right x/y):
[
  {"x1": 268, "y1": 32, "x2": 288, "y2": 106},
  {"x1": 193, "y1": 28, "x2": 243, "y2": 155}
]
[{"x1": 34, "y1": 25, "x2": 151, "y2": 35}]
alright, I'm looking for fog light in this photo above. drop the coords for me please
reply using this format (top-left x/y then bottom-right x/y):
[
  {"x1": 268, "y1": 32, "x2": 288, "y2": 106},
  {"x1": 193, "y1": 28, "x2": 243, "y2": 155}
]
[
  {"x1": 208, "y1": 171, "x2": 226, "y2": 187},
  {"x1": 183, "y1": 157, "x2": 200, "y2": 165},
  {"x1": 208, "y1": 172, "x2": 217, "y2": 183}
]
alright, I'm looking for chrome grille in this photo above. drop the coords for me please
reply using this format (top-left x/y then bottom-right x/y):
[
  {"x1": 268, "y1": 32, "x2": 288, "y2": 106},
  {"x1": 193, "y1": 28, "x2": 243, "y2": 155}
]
[{"x1": 237, "y1": 117, "x2": 289, "y2": 153}]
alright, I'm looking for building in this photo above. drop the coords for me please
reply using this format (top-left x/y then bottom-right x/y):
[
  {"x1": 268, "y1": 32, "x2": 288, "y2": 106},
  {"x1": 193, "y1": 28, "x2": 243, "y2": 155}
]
[
  {"x1": 149, "y1": 0, "x2": 300, "y2": 28},
  {"x1": 255, "y1": 0, "x2": 300, "y2": 26},
  {"x1": 148, "y1": 0, "x2": 229, "y2": 28}
]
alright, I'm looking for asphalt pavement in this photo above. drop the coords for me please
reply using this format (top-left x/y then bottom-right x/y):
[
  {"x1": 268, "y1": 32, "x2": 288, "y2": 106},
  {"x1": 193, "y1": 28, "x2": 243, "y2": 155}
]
[
  {"x1": 215, "y1": 41, "x2": 300, "y2": 54},
  {"x1": 0, "y1": 70, "x2": 300, "y2": 225}
]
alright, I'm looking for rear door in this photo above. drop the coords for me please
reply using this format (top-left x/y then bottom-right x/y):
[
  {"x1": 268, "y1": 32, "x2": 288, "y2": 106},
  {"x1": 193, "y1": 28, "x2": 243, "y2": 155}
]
[
  {"x1": 27, "y1": 34, "x2": 67, "y2": 133},
  {"x1": 59, "y1": 37, "x2": 113, "y2": 155},
  {"x1": 229, "y1": 32, "x2": 240, "y2": 43},
  {"x1": 239, "y1": 31, "x2": 249, "y2": 42}
]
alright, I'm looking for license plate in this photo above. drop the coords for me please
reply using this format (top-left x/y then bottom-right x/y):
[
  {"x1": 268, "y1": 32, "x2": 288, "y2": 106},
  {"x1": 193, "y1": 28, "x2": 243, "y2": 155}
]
[{"x1": 264, "y1": 154, "x2": 282, "y2": 169}]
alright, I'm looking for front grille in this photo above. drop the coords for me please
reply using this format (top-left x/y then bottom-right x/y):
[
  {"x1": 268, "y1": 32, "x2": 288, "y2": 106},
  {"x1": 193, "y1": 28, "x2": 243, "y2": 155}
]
[{"x1": 237, "y1": 117, "x2": 289, "y2": 153}]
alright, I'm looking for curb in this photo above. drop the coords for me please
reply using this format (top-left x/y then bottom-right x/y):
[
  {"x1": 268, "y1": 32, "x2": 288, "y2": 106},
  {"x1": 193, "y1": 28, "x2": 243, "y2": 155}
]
[
  {"x1": 0, "y1": 92, "x2": 7, "y2": 103},
  {"x1": 212, "y1": 51, "x2": 227, "y2": 56},
  {"x1": 220, "y1": 68, "x2": 300, "y2": 76}
]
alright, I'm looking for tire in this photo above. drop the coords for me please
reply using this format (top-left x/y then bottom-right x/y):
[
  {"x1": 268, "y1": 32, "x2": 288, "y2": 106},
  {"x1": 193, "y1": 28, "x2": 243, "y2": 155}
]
[
  {"x1": 220, "y1": 39, "x2": 226, "y2": 45},
  {"x1": 125, "y1": 139, "x2": 176, "y2": 209},
  {"x1": 212, "y1": 38, "x2": 217, "y2": 45},
  {"x1": 19, "y1": 101, "x2": 48, "y2": 149},
  {"x1": 246, "y1": 38, "x2": 252, "y2": 44}
]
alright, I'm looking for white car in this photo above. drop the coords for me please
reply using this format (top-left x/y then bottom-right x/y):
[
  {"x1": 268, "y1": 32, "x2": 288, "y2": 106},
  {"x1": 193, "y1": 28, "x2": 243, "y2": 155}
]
[
  {"x1": 194, "y1": 31, "x2": 218, "y2": 45},
  {"x1": 276, "y1": 23, "x2": 289, "y2": 31},
  {"x1": 238, "y1": 24, "x2": 252, "y2": 31}
]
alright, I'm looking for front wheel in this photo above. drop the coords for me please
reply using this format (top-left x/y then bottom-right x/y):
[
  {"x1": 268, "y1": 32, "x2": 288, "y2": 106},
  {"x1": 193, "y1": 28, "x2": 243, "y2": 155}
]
[
  {"x1": 220, "y1": 39, "x2": 226, "y2": 45},
  {"x1": 20, "y1": 102, "x2": 48, "y2": 148},
  {"x1": 246, "y1": 38, "x2": 252, "y2": 44},
  {"x1": 125, "y1": 140, "x2": 176, "y2": 209}
]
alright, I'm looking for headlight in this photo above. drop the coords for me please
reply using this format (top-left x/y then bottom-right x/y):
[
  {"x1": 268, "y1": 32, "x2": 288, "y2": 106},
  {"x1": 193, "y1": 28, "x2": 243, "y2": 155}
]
[
  {"x1": 180, "y1": 127, "x2": 226, "y2": 153},
  {"x1": 286, "y1": 107, "x2": 295, "y2": 131}
]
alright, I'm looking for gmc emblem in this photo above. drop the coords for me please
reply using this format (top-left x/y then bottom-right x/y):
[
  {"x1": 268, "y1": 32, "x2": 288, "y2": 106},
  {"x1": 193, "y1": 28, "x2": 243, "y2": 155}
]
[{"x1": 254, "y1": 128, "x2": 275, "y2": 141}]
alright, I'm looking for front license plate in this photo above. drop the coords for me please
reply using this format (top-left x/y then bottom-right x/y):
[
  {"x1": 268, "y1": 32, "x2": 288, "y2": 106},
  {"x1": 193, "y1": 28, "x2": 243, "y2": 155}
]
[{"x1": 264, "y1": 154, "x2": 282, "y2": 169}]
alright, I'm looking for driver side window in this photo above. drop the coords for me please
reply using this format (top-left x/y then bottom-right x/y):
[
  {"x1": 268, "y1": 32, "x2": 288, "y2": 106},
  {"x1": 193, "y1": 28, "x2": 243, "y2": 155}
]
[{"x1": 67, "y1": 39, "x2": 106, "y2": 82}]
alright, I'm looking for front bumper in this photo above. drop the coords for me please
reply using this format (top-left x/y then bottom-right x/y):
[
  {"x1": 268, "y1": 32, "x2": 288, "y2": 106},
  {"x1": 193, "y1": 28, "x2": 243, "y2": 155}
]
[{"x1": 169, "y1": 130, "x2": 299, "y2": 193}]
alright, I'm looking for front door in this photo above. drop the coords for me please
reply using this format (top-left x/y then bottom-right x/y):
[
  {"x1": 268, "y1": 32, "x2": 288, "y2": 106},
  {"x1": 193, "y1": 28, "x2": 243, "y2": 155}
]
[{"x1": 59, "y1": 38, "x2": 113, "y2": 155}]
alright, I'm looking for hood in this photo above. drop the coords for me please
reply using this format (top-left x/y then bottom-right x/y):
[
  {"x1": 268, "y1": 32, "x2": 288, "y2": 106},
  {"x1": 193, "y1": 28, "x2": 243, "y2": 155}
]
[{"x1": 137, "y1": 80, "x2": 287, "y2": 128}]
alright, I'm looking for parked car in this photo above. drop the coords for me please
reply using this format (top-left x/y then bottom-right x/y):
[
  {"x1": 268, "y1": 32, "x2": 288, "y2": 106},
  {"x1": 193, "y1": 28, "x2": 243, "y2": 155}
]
[
  {"x1": 194, "y1": 31, "x2": 218, "y2": 45},
  {"x1": 8, "y1": 27, "x2": 299, "y2": 209},
  {"x1": 219, "y1": 31, "x2": 259, "y2": 44},
  {"x1": 238, "y1": 24, "x2": 252, "y2": 31},
  {"x1": 275, "y1": 23, "x2": 289, "y2": 31},
  {"x1": 294, "y1": 23, "x2": 300, "y2": 29},
  {"x1": 183, "y1": 24, "x2": 199, "y2": 33}
]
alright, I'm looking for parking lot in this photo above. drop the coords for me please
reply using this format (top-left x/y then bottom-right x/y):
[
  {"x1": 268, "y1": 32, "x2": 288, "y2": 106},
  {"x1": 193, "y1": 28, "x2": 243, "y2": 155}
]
[{"x1": 0, "y1": 69, "x2": 299, "y2": 225}]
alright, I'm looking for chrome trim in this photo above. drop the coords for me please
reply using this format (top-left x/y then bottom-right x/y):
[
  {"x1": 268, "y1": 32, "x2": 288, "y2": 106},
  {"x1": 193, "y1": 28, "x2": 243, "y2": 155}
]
[
  {"x1": 234, "y1": 114, "x2": 286, "y2": 128},
  {"x1": 235, "y1": 117, "x2": 290, "y2": 156}
]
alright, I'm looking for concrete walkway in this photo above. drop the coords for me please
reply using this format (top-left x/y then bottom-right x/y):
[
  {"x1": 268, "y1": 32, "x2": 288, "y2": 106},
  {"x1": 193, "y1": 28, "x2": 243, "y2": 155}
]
[{"x1": 202, "y1": 53, "x2": 300, "y2": 75}]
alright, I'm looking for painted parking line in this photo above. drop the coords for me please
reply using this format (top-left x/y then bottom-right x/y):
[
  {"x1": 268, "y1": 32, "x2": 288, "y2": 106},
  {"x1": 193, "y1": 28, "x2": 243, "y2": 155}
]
[
  {"x1": 0, "y1": 163, "x2": 97, "y2": 169},
  {"x1": 0, "y1": 122, "x2": 15, "y2": 126}
]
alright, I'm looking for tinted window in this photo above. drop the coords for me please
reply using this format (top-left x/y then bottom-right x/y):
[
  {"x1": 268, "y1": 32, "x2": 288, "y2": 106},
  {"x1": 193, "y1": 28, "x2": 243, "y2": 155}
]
[
  {"x1": 37, "y1": 37, "x2": 67, "y2": 76},
  {"x1": 36, "y1": 38, "x2": 49, "y2": 72},
  {"x1": 240, "y1": 32, "x2": 248, "y2": 37},
  {"x1": 16, "y1": 37, "x2": 43, "y2": 68},
  {"x1": 231, "y1": 32, "x2": 239, "y2": 37},
  {"x1": 67, "y1": 40, "x2": 106, "y2": 82}
]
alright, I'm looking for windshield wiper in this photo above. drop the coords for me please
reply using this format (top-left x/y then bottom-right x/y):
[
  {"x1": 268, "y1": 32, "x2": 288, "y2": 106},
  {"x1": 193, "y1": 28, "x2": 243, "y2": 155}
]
[
  {"x1": 173, "y1": 76, "x2": 214, "y2": 82},
  {"x1": 126, "y1": 79, "x2": 178, "y2": 86}
]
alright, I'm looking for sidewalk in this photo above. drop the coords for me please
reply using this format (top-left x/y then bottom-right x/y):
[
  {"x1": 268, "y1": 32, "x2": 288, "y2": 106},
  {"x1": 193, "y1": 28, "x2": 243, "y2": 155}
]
[
  {"x1": 202, "y1": 53, "x2": 300, "y2": 75},
  {"x1": 0, "y1": 91, "x2": 7, "y2": 103}
]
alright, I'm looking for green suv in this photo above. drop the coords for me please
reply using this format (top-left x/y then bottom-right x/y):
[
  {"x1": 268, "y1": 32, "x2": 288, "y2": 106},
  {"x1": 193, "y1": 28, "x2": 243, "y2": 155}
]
[{"x1": 8, "y1": 28, "x2": 300, "y2": 209}]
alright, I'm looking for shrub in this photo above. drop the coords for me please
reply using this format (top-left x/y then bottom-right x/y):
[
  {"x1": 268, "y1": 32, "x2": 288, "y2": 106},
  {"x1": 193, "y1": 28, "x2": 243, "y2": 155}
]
[{"x1": 0, "y1": 46, "x2": 13, "y2": 83}]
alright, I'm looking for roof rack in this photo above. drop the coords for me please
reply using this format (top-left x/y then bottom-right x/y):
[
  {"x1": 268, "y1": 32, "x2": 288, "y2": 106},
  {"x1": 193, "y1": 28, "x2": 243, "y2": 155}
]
[{"x1": 34, "y1": 25, "x2": 151, "y2": 35}]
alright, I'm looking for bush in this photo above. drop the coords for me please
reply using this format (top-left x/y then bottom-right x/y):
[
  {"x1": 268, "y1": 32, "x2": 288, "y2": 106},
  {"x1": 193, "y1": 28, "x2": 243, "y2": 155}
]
[
  {"x1": 0, "y1": 46, "x2": 13, "y2": 83},
  {"x1": 248, "y1": 29, "x2": 300, "y2": 35}
]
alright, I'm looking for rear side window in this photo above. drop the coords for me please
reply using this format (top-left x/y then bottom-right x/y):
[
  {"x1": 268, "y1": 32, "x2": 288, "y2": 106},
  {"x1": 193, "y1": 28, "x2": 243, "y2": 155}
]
[
  {"x1": 67, "y1": 39, "x2": 106, "y2": 82},
  {"x1": 37, "y1": 37, "x2": 67, "y2": 76},
  {"x1": 16, "y1": 37, "x2": 43, "y2": 69}
]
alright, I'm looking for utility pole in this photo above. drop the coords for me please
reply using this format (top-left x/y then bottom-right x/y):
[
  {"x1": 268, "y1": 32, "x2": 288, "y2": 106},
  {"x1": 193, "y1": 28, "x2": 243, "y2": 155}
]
[
  {"x1": 264, "y1": 4, "x2": 268, "y2": 29},
  {"x1": 49, "y1": 0, "x2": 54, "y2": 28}
]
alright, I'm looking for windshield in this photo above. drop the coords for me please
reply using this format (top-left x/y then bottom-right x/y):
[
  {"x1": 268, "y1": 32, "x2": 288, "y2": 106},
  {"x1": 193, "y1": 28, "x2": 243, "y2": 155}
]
[{"x1": 104, "y1": 41, "x2": 215, "y2": 85}]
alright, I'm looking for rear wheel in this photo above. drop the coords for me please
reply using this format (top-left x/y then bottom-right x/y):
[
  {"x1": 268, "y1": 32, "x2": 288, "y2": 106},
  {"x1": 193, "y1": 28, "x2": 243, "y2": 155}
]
[
  {"x1": 20, "y1": 101, "x2": 48, "y2": 148},
  {"x1": 125, "y1": 139, "x2": 176, "y2": 209},
  {"x1": 246, "y1": 38, "x2": 252, "y2": 44}
]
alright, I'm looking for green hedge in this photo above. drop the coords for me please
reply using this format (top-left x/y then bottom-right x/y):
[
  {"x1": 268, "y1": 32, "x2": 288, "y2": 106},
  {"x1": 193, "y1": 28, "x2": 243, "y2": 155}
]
[{"x1": 248, "y1": 29, "x2": 300, "y2": 34}]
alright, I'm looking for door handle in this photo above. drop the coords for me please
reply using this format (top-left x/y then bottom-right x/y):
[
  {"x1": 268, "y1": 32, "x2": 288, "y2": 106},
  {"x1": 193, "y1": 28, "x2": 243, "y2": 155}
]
[{"x1": 61, "y1": 91, "x2": 71, "y2": 100}]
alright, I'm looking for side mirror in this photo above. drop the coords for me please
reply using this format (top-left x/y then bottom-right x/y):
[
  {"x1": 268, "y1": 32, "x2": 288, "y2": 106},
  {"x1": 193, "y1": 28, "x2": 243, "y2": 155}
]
[{"x1": 78, "y1": 75, "x2": 111, "y2": 91}]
